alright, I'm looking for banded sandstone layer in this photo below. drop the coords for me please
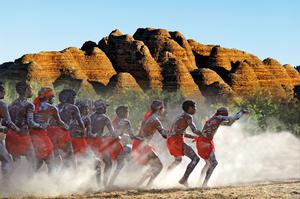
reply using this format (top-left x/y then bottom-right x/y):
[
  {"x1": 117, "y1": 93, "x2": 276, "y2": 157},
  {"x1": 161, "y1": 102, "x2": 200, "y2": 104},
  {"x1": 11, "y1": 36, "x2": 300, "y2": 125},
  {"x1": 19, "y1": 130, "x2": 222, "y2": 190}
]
[{"x1": 1, "y1": 28, "x2": 299, "y2": 102}]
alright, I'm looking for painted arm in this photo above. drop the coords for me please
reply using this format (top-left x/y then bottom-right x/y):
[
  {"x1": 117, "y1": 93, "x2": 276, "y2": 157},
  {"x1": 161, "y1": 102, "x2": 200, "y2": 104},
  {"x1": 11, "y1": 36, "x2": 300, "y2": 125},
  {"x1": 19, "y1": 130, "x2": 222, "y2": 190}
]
[
  {"x1": 156, "y1": 120, "x2": 168, "y2": 139},
  {"x1": 0, "y1": 102, "x2": 20, "y2": 132},
  {"x1": 187, "y1": 114, "x2": 202, "y2": 136},
  {"x1": 105, "y1": 117, "x2": 117, "y2": 137},
  {"x1": 85, "y1": 117, "x2": 92, "y2": 137},
  {"x1": 27, "y1": 103, "x2": 44, "y2": 129},
  {"x1": 218, "y1": 110, "x2": 245, "y2": 126},
  {"x1": 73, "y1": 106, "x2": 85, "y2": 129},
  {"x1": 52, "y1": 106, "x2": 69, "y2": 130},
  {"x1": 184, "y1": 133, "x2": 197, "y2": 139}
]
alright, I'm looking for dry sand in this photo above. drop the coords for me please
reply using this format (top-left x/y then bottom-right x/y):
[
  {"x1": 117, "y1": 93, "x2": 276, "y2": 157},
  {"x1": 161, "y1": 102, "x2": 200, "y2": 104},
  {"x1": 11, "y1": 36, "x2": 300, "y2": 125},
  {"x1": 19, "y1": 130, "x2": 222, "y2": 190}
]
[{"x1": 17, "y1": 179, "x2": 300, "y2": 199}]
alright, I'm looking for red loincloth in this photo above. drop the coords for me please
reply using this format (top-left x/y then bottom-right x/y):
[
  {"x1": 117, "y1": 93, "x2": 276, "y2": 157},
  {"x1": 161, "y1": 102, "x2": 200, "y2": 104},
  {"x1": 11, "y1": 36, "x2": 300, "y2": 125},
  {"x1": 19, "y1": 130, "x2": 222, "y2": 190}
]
[
  {"x1": 47, "y1": 126, "x2": 72, "y2": 151},
  {"x1": 30, "y1": 129, "x2": 53, "y2": 160},
  {"x1": 132, "y1": 139, "x2": 154, "y2": 165},
  {"x1": 100, "y1": 136, "x2": 123, "y2": 160},
  {"x1": 195, "y1": 136, "x2": 215, "y2": 160},
  {"x1": 71, "y1": 137, "x2": 88, "y2": 155},
  {"x1": 166, "y1": 134, "x2": 184, "y2": 157},
  {"x1": 5, "y1": 129, "x2": 32, "y2": 157}
]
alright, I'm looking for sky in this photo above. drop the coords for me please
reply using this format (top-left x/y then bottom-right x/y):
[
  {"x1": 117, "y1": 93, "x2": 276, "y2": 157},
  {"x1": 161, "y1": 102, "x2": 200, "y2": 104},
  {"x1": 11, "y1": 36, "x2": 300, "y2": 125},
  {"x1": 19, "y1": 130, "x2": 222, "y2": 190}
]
[{"x1": 0, "y1": 0, "x2": 299, "y2": 66}]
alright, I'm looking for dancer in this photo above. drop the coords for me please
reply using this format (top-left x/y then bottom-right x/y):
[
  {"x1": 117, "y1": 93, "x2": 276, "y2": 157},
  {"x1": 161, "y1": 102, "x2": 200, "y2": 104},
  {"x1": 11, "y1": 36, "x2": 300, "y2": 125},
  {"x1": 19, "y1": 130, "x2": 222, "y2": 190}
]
[
  {"x1": 6, "y1": 81, "x2": 39, "y2": 172},
  {"x1": 132, "y1": 100, "x2": 168, "y2": 186},
  {"x1": 166, "y1": 100, "x2": 202, "y2": 186},
  {"x1": 196, "y1": 107, "x2": 248, "y2": 187},
  {"x1": 108, "y1": 105, "x2": 135, "y2": 186},
  {"x1": 32, "y1": 87, "x2": 68, "y2": 172},
  {"x1": 88, "y1": 99, "x2": 118, "y2": 187},
  {"x1": 0, "y1": 82, "x2": 19, "y2": 181},
  {"x1": 72, "y1": 100, "x2": 90, "y2": 157},
  {"x1": 48, "y1": 89, "x2": 83, "y2": 168}
]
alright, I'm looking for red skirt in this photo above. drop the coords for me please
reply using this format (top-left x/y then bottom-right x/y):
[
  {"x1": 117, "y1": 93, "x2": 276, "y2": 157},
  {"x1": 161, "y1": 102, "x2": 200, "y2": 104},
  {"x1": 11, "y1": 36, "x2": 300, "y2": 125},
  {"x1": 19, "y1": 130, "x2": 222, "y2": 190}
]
[
  {"x1": 47, "y1": 126, "x2": 72, "y2": 150},
  {"x1": 100, "y1": 137, "x2": 123, "y2": 160},
  {"x1": 71, "y1": 137, "x2": 88, "y2": 155},
  {"x1": 30, "y1": 129, "x2": 54, "y2": 160},
  {"x1": 5, "y1": 129, "x2": 32, "y2": 157},
  {"x1": 132, "y1": 139, "x2": 154, "y2": 165},
  {"x1": 87, "y1": 136, "x2": 123, "y2": 160},
  {"x1": 195, "y1": 136, "x2": 215, "y2": 160},
  {"x1": 167, "y1": 134, "x2": 184, "y2": 157},
  {"x1": 87, "y1": 137, "x2": 102, "y2": 156}
]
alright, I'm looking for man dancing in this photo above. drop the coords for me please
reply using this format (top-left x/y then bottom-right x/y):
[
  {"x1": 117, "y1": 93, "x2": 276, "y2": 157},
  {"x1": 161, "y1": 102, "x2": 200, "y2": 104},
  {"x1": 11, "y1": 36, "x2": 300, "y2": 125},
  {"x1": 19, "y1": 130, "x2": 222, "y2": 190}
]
[
  {"x1": 108, "y1": 105, "x2": 135, "y2": 186},
  {"x1": 88, "y1": 99, "x2": 118, "y2": 187},
  {"x1": 196, "y1": 107, "x2": 248, "y2": 187},
  {"x1": 166, "y1": 100, "x2": 202, "y2": 186},
  {"x1": 72, "y1": 100, "x2": 90, "y2": 157},
  {"x1": 0, "y1": 82, "x2": 20, "y2": 181},
  {"x1": 48, "y1": 89, "x2": 83, "y2": 167},
  {"x1": 6, "y1": 81, "x2": 40, "y2": 171},
  {"x1": 32, "y1": 87, "x2": 68, "y2": 172},
  {"x1": 132, "y1": 100, "x2": 168, "y2": 186}
]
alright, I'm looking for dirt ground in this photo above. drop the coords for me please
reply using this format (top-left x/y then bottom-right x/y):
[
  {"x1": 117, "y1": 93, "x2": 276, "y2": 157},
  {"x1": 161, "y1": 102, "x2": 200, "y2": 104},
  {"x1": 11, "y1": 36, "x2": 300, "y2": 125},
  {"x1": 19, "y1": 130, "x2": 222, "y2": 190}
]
[{"x1": 17, "y1": 179, "x2": 300, "y2": 199}]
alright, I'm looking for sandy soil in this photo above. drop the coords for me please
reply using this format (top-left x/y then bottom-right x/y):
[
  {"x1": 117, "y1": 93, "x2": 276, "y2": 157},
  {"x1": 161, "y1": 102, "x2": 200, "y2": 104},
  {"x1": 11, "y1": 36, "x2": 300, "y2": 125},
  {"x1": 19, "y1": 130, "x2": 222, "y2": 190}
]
[{"x1": 17, "y1": 179, "x2": 300, "y2": 199}]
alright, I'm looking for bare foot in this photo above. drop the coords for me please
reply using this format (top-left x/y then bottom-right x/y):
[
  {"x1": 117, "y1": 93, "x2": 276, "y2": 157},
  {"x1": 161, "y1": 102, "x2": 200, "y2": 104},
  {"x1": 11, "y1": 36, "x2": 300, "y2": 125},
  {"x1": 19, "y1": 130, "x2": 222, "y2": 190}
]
[{"x1": 179, "y1": 178, "x2": 189, "y2": 187}]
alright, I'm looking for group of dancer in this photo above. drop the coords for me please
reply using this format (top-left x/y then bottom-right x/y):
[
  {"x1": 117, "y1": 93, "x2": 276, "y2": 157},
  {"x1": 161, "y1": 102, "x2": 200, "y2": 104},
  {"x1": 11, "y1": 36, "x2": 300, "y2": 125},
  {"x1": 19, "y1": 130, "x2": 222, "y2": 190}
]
[{"x1": 0, "y1": 81, "x2": 248, "y2": 189}]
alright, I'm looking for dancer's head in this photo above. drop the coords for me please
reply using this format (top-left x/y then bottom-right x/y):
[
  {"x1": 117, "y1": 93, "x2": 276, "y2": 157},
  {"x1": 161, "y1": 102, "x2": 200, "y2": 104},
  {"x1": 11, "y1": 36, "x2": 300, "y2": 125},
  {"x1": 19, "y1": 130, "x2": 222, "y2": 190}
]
[
  {"x1": 116, "y1": 106, "x2": 129, "y2": 119},
  {"x1": 182, "y1": 100, "x2": 196, "y2": 115},
  {"x1": 150, "y1": 100, "x2": 164, "y2": 114},
  {"x1": 94, "y1": 99, "x2": 108, "y2": 114},
  {"x1": 16, "y1": 81, "x2": 33, "y2": 98},
  {"x1": 76, "y1": 100, "x2": 89, "y2": 115},
  {"x1": 59, "y1": 89, "x2": 77, "y2": 104},
  {"x1": 216, "y1": 107, "x2": 228, "y2": 116}
]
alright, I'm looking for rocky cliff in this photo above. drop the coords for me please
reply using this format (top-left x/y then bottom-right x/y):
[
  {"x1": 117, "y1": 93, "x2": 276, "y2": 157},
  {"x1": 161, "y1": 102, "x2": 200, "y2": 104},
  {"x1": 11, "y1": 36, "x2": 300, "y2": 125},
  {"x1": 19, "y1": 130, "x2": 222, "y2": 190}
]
[{"x1": 0, "y1": 28, "x2": 299, "y2": 102}]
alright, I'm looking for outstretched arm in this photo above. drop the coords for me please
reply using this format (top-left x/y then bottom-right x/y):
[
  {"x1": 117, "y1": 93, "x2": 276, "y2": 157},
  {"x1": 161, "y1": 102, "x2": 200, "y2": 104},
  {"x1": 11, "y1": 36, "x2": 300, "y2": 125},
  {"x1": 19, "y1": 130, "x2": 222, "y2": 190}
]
[
  {"x1": 184, "y1": 133, "x2": 197, "y2": 139},
  {"x1": 219, "y1": 109, "x2": 245, "y2": 126}
]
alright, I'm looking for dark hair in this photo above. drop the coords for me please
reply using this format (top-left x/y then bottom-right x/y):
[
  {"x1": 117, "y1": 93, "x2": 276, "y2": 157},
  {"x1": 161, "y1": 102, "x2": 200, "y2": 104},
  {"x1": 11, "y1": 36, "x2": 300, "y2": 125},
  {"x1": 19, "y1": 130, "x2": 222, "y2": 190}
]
[
  {"x1": 182, "y1": 100, "x2": 195, "y2": 112},
  {"x1": 216, "y1": 107, "x2": 228, "y2": 116},
  {"x1": 150, "y1": 100, "x2": 163, "y2": 112},
  {"x1": 59, "y1": 89, "x2": 76, "y2": 103},
  {"x1": 116, "y1": 106, "x2": 128, "y2": 119},
  {"x1": 0, "y1": 82, "x2": 4, "y2": 92},
  {"x1": 16, "y1": 81, "x2": 30, "y2": 95}
]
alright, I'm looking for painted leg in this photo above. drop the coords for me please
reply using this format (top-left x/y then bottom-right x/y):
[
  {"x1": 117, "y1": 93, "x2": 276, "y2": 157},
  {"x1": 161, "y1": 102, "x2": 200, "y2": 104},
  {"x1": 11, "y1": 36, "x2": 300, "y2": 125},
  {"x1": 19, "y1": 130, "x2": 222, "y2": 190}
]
[
  {"x1": 24, "y1": 145, "x2": 37, "y2": 176},
  {"x1": 146, "y1": 153, "x2": 163, "y2": 187},
  {"x1": 108, "y1": 146, "x2": 130, "y2": 186},
  {"x1": 202, "y1": 152, "x2": 218, "y2": 188},
  {"x1": 63, "y1": 142, "x2": 75, "y2": 168},
  {"x1": 45, "y1": 153, "x2": 55, "y2": 174},
  {"x1": 95, "y1": 159, "x2": 102, "y2": 187},
  {"x1": 102, "y1": 154, "x2": 112, "y2": 187},
  {"x1": 0, "y1": 143, "x2": 13, "y2": 182},
  {"x1": 167, "y1": 157, "x2": 182, "y2": 171},
  {"x1": 179, "y1": 143, "x2": 200, "y2": 187}
]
